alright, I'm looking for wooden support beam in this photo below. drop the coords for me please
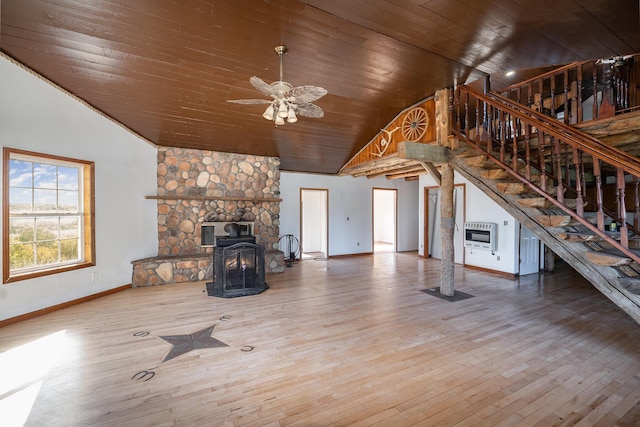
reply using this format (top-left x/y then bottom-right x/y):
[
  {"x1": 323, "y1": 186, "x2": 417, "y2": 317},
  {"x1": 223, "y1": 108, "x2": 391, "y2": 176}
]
[
  {"x1": 397, "y1": 141, "x2": 449, "y2": 163},
  {"x1": 418, "y1": 161, "x2": 441, "y2": 185},
  {"x1": 363, "y1": 163, "x2": 422, "y2": 178},
  {"x1": 386, "y1": 169, "x2": 427, "y2": 180},
  {"x1": 338, "y1": 153, "x2": 401, "y2": 176}
]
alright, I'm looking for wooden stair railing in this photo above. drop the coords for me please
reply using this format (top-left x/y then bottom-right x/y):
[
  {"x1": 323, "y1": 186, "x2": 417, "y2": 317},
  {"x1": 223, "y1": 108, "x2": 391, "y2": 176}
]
[
  {"x1": 452, "y1": 84, "x2": 640, "y2": 264},
  {"x1": 500, "y1": 57, "x2": 639, "y2": 124}
]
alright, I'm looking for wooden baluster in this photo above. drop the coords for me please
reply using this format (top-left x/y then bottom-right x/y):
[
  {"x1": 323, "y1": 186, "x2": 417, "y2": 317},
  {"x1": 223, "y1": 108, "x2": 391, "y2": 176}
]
[
  {"x1": 623, "y1": 66, "x2": 630, "y2": 109},
  {"x1": 512, "y1": 115, "x2": 519, "y2": 171},
  {"x1": 634, "y1": 177, "x2": 640, "y2": 230},
  {"x1": 617, "y1": 168, "x2": 628, "y2": 248},
  {"x1": 593, "y1": 159, "x2": 605, "y2": 231},
  {"x1": 475, "y1": 100, "x2": 481, "y2": 144},
  {"x1": 538, "y1": 131, "x2": 547, "y2": 192},
  {"x1": 553, "y1": 137, "x2": 564, "y2": 203},
  {"x1": 449, "y1": 87, "x2": 460, "y2": 132},
  {"x1": 487, "y1": 104, "x2": 493, "y2": 153},
  {"x1": 579, "y1": 151, "x2": 587, "y2": 214},
  {"x1": 593, "y1": 63, "x2": 599, "y2": 119},
  {"x1": 499, "y1": 110, "x2": 506, "y2": 163},
  {"x1": 563, "y1": 69, "x2": 570, "y2": 124},
  {"x1": 572, "y1": 147, "x2": 584, "y2": 216},
  {"x1": 527, "y1": 83, "x2": 533, "y2": 109},
  {"x1": 614, "y1": 74, "x2": 621, "y2": 110},
  {"x1": 564, "y1": 142, "x2": 571, "y2": 194},
  {"x1": 524, "y1": 124, "x2": 531, "y2": 181},
  {"x1": 464, "y1": 90, "x2": 469, "y2": 137},
  {"x1": 538, "y1": 79, "x2": 543, "y2": 113},
  {"x1": 577, "y1": 63, "x2": 583, "y2": 123},
  {"x1": 550, "y1": 75, "x2": 556, "y2": 118}
]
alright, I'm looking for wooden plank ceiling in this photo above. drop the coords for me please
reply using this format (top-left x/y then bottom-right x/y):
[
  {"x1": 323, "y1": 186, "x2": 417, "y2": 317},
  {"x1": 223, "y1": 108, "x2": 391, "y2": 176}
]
[{"x1": 2, "y1": 0, "x2": 640, "y2": 174}]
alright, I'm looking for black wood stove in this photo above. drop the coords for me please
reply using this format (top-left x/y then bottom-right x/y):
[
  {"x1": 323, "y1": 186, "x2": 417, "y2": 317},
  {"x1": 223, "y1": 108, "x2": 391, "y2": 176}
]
[{"x1": 204, "y1": 229, "x2": 268, "y2": 298}]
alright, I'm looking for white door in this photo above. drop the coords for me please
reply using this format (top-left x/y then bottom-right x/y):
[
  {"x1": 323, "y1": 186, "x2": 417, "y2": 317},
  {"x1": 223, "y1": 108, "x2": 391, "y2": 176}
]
[{"x1": 519, "y1": 224, "x2": 540, "y2": 275}]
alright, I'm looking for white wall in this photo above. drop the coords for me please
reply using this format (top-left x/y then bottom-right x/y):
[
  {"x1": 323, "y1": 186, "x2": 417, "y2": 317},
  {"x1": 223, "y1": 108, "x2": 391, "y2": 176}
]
[
  {"x1": 0, "y1": 57, "x2": 158, "y2": 321},
  {"x1": 280, "y1": 172, "x2": 419, "y2": 256},
  {"x1": 419, "y1": 172, "x2": 519, "y2": 274}
]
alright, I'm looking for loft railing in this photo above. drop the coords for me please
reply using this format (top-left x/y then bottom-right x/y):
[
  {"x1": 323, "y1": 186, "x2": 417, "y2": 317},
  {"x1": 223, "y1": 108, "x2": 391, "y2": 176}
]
[
  {"x1": 452, "y1": 84, "x2": 640, "y2": 264},
  {"x1": 500, "y1": 57, "x2": 639, "y2": 125}
]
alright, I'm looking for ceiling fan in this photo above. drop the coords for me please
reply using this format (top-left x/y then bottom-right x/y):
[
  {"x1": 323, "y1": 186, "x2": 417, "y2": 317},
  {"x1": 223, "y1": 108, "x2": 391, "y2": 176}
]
[
  {"x1": 597, "y1": 54, "x2": 634, "y2": 69},
  {"x1": 227, "y1": 45, "x2": 327, "y2": 125}
]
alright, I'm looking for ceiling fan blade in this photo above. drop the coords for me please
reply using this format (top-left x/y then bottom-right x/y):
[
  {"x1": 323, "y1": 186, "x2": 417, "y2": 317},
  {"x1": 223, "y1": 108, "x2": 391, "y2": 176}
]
[
  {"x1": 295, "y1": 102, "x2": 324, "y2": 118},
  {"x1": 227, "y1": 99, "x2": 272, "y2": 105},
  {"x1": 286, "y1": 85, "x2": 328, "y2": 103},
  {"x1": 250, "y1": 76, "x2": 276, "y2": 98}
]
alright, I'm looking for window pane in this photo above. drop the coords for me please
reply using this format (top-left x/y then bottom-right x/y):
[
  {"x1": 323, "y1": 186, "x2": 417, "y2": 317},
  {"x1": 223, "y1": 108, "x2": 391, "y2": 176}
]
[
  {"x1": 36, "y1": 241, "x2": 58, "y2": 265},
  {"x1": 58, "y1": 190, "x2": 79, "y2": 212},
  {"x1": 58, "y1": 166, "x2": 79, "y2": 190},
  {"x1": 9, "y1": 187, "x2": 33, "y2": 213},
  {"x1": 9, "y1": 159, "x2": 32, "y2": 187},
  {"x1": 33, "y1": 163, "x2": 57, "y2": 189},
  {"x1": 35, "y1": 217, "x2": 58, "y2": 241},
  {"x1": 34, "y1": 189, "x2": 57, "y2": 212},
  {"x1": 9, "y1": 218, "x2": 35, "y2": 243},
  {"x1": 10, "y1": 242, "x2": 35, "y2": 270},
  {"x1": 60, "y1": 239, "x2": 79, "y2": 262},
  {"x1": 60, "y1": 217, "x2": 79, "y2": 239}
]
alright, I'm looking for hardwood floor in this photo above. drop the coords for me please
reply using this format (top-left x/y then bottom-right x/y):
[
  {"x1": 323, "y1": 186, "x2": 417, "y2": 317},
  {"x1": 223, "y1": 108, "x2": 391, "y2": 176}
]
[{"x1": 2, "y1": 252, "x2": 640, "y2": 426}]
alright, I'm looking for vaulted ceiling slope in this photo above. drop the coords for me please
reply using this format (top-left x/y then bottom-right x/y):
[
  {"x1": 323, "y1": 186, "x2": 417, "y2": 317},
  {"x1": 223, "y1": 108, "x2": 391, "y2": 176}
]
[{"x1": 2, "y1": 0, "x2": 639, "y2": 174}]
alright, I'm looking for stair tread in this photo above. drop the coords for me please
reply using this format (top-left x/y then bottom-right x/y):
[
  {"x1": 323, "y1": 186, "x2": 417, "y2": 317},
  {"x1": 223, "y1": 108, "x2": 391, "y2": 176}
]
[
  {"x1": 585, "y1": 250, "x2": 632, "y2": 266},
  {"x1": 558, "y1": 231, "x2": 603, "y2": 242},
  {"x1": 518, "y1": 197, "x2": 583, "y2": 210},
  {"x1": 535, "y1": 214, "x2": 580, "y2": 227}
]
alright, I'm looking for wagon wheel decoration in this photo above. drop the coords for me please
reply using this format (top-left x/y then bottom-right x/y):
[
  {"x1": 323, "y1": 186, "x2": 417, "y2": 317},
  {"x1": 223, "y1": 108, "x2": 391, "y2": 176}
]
[{"x1": 401, "y1": 107, "x2": 428, "y2": 141}]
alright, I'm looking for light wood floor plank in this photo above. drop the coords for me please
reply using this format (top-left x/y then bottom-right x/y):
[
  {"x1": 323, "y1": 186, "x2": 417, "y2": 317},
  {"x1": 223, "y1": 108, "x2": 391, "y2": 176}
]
[{"x1": 2, "y1": 253, "x2": 640, "y2": 426}]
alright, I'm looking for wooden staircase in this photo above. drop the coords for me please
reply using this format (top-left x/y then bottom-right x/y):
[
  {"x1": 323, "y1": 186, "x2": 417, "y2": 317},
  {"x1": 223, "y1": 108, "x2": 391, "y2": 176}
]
[{"x1": 451, "y1": 84, "x2": 640, "y2": 324}]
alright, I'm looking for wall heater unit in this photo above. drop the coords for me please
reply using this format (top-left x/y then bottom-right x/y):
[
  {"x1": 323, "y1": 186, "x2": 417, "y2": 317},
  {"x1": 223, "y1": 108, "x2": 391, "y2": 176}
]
[{"x1": 464, "y1": 222, "x2": 497, "y2": 252}]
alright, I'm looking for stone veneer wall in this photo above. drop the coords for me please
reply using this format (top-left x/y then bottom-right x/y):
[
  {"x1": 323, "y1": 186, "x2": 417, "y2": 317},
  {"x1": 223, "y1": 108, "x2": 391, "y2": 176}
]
[{"x1": 154, "y1": 147, "x2": 284, "y2": 272}]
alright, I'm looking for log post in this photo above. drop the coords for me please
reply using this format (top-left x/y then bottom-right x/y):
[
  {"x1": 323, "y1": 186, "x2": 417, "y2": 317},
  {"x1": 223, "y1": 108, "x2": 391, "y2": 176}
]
[
  {"x1": 435, "y1": 88, "x2": 451, "y2": 147},
  {"x1": 440, "y1": 163, "x2": 455, "y2": 296}
]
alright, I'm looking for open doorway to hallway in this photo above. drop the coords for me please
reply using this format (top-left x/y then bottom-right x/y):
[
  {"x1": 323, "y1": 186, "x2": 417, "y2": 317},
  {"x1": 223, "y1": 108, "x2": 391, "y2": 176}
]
[
  {"x1": 373, "y1": 188, "x2": 397, "y2": 253},
  {"x1": 300, "y1": 188, "x2": 328, "y2": 260}
]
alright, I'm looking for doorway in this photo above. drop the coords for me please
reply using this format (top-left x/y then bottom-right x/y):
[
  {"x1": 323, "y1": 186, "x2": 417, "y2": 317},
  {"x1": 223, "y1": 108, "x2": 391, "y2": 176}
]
[
  {"x1": 300, "y1": 188, "x2": 328, "y2": 260},
  {"x1": 425, "y1": 184, "x2": 465, "y2": 263},
  {"x1": 373, "y1": 188, "x2": 397, "y2": 253}
]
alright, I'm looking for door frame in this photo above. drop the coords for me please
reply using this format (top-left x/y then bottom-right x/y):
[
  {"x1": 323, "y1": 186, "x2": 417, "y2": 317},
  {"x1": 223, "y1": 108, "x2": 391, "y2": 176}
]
[
  {"x1": 372, "y1": 188, "x2": 398, "y2": 253},
  {"x1": 300, "y1": 188, "x2": 329, "y2": 259}
]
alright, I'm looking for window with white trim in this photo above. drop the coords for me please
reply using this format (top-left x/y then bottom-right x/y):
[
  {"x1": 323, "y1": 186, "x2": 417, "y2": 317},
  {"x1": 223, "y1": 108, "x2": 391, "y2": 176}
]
[{"x1": 3, "y1": 148, "x2": 95, "y2": 283}]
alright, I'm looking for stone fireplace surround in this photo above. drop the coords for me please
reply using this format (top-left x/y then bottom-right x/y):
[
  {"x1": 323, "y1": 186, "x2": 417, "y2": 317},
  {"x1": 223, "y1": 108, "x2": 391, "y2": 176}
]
[{"x1": 132, "y1": 147, "x2": 284, "y2": 287}]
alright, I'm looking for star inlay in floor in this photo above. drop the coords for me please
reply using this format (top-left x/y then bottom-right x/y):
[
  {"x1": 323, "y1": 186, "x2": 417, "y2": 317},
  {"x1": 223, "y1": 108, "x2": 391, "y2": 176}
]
[{"x1": 158, "y1": 324, "x2": 228, "y2": 362}]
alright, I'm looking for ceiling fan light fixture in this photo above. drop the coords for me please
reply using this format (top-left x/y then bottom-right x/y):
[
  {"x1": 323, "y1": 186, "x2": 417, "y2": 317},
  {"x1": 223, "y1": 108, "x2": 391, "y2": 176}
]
[
  {"x1": 287, "y1": 108, "x2": 297, "y2": 123},
  {"x1": 277, "y1": 101, "x2": 289, "y2": 118},
  {"x1": 275, "y1": 115, "x2": 285, "y2": 126},
  {"x1": 262, "y1": 103, "x2": 275, "y2": 120}
]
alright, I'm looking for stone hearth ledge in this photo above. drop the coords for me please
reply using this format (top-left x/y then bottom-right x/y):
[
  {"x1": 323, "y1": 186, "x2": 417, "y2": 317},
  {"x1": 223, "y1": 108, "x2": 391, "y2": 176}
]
[{"x1": 131, "y1": 249, "x2": 284, "y2": 287}]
